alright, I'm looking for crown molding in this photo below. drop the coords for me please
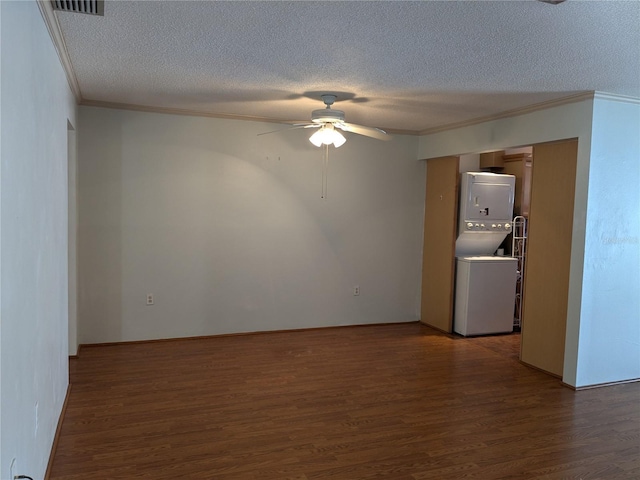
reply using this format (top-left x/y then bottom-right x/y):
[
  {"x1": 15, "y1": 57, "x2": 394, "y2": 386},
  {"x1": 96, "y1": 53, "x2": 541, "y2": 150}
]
[
  {"x1": 37, "y1": 0, "x2": 82, "y2": 102},
  {"x1": 80, "y1": 99, "x2": 421, "y2": 135},
  {"x1": 77, "y1": 92, "x2": 639, "y2": 136},
  {"x1": 418, "y1": 91, "x2": 596, "y2": 136},
  {"x1": 80, "y1": 99, "x2": 303, "y2": 125},
  {"x1": 377, "y1": 127, "x2": 419, "y2": 136},
  {"x1": 593, "y1": 92, "x2": 640, "y2": 105}
]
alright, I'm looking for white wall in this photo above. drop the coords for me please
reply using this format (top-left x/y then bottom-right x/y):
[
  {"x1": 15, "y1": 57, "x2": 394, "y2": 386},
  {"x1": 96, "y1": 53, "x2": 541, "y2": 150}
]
[
  {"x1": 0, "y1": 1, "x2": 76, "y2": 478},
  {"x1": 576, "y1": 96, "x2": 640, "y2": 386},
  {"x1": 77, "y1": 107, "x2": 424, "y2": 344},
  {"x1": 1, "y1": 0, "x2": 3, "y2": 464},
  {"x1": 418, "y1": 98, "x2": 595, "y2": 387}
]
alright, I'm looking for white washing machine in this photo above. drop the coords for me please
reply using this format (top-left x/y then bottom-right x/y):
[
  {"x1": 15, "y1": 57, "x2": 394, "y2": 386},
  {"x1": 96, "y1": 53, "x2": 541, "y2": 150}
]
[{"x1": 454, "y1": 256, "x2": 518, "y2": 337}]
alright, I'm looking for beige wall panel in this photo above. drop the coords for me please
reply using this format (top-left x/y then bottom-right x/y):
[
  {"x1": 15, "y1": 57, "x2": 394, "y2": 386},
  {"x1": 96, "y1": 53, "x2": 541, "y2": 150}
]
[
  {"x1": 521, "y1": 139, "x2": 578, "y2": 377},
  {"x1": 420, "y1": 156, "x2": 459, "y2": 332}
]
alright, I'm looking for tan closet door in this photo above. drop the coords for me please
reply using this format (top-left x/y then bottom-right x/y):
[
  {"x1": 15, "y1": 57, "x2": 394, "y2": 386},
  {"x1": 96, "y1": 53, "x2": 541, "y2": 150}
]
[
  {"x1": 521, "y1": 139, "x2": 578, "y2": 377},
  {"x1": 420, "y1": 156, "x2": 459, "y2": 332}
]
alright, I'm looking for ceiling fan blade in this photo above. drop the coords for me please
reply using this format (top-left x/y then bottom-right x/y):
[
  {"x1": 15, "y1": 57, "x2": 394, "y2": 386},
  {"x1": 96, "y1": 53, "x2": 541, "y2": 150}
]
[
  {"x1": 336, "y1": 122, "x2": 390, "y2": 141},
  {"x1": 257, "y1": 123, "x2": 319, "y2": 136}
]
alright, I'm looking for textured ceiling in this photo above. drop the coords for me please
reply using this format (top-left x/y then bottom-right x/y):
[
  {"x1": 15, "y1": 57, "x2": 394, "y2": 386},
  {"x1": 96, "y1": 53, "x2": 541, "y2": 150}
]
[{"x1": 55, "y1": 0, "x2": 640, "y2": 134}]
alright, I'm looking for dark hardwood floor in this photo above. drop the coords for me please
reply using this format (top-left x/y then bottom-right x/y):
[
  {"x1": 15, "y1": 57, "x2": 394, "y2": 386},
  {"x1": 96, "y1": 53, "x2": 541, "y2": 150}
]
[{"x1": 50, "y1": 323, "x2": 640, "y2": 479}]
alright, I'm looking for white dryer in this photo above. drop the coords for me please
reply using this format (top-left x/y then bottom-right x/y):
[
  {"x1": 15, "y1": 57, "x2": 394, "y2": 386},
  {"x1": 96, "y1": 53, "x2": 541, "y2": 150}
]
[{"x1": 455, "y1": 172, "x2": 516, "y2": 257}]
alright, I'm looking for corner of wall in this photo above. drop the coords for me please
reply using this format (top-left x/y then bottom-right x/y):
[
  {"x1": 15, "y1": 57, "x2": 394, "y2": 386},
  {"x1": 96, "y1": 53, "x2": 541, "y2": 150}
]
[{"x1": 573, "y1": 94, "x2": 640, "y2": 387}]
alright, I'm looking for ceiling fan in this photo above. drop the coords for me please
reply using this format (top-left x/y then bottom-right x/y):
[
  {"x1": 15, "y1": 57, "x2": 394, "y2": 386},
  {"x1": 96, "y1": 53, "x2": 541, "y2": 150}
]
[{"x1": 259, "y1": 94, "x2": 390, "y2": 148}]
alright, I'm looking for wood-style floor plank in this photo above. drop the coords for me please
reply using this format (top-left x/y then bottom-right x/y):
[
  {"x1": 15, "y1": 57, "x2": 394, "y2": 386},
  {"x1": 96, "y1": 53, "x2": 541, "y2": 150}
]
[{"x1": 49, "y1": 323, "x2": 640, "y2": 479}]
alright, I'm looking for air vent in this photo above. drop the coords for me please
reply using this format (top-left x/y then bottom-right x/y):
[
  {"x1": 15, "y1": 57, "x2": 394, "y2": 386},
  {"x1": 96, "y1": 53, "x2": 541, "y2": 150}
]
[{"x1": 52, "y1": 0, "x2": 104, "y2": 16}]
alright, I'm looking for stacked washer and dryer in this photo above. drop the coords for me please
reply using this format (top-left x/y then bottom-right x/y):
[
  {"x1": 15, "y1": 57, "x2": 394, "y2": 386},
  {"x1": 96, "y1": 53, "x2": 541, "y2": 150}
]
[{"x1": 454, "y1": 172, "x2": 518, "y2": 337}]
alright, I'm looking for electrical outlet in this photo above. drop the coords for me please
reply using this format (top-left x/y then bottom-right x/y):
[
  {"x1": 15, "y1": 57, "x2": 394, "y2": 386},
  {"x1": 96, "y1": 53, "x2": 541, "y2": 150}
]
[
  {"x1": 146, "y1": 294, "x2": 154, "y2": 305},
  {"x1": 353, "y1": 286, "x2": 360, "y2": 296}
]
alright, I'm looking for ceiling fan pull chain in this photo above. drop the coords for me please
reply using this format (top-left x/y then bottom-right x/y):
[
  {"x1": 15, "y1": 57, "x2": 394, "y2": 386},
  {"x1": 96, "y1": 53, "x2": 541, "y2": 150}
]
[{"x1": 321, "y1": 144, "x2": 329, "y2": 199}]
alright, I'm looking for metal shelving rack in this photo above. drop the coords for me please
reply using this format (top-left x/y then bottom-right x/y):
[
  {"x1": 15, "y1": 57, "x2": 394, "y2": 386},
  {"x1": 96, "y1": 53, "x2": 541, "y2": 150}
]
[{"x1": 511, "y1": 216, "x2": 527, "y2": 330}]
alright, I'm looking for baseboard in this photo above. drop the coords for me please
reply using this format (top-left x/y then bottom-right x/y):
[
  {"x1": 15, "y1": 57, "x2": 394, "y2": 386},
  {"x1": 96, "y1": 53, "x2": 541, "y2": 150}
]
[
  {"x1": 68, "y1": 343, "x2": 82, "y2": 359},
  {"x1": 77, "y1": 321, "x2": 421, "y2": 350},
  {"x1": 566, "y1": 377, "x2": 640, "y2": 391},
  {"x1": 518, "y1": 361, "x2": 640, "y2": 391},
  {"x1": 519, "y1": 359, "x2": 563, "y2": 380},
  {"x1": 418, "y1": 321, "x2": 455, "y2": 337},
  {"x1": 44, "y1": 383, "x2": 72, "y2": 480}
]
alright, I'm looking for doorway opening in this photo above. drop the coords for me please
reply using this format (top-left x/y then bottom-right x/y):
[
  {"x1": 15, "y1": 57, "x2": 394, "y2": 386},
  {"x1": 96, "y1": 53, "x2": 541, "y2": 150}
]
[{"x1": 420, "y1": 139, "x2": 579, "y2": 380}]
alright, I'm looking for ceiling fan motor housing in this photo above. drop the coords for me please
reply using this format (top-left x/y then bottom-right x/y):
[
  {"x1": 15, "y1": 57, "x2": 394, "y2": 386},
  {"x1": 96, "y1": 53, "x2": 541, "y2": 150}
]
[{"x1": 311, "y1": 109, "x2": 345, "y2": 124}]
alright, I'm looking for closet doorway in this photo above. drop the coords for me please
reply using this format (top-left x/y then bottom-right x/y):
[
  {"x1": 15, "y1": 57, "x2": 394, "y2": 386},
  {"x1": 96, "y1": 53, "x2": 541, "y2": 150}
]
[{"x1": 420, "y1": 139, "x2": 578, "y2": 380}]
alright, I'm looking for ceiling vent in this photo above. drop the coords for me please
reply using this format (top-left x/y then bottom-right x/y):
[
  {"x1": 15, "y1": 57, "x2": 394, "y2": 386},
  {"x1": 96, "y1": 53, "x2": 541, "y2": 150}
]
[{"x1": 52, "y1": 0, "x2": 104, "y2": 16}]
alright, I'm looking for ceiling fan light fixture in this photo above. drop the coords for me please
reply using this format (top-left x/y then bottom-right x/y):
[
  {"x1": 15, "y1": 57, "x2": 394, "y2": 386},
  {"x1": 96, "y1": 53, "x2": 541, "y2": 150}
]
[
  {"x1": 311, "y1": 108, "x2": 345, "y2": 124},
  {"x1": 258, "y1": 93, "x2": 387, "y2": 145},
  {"x1": 309, "y1": 125, "x2": 346, "y2": 148}
]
